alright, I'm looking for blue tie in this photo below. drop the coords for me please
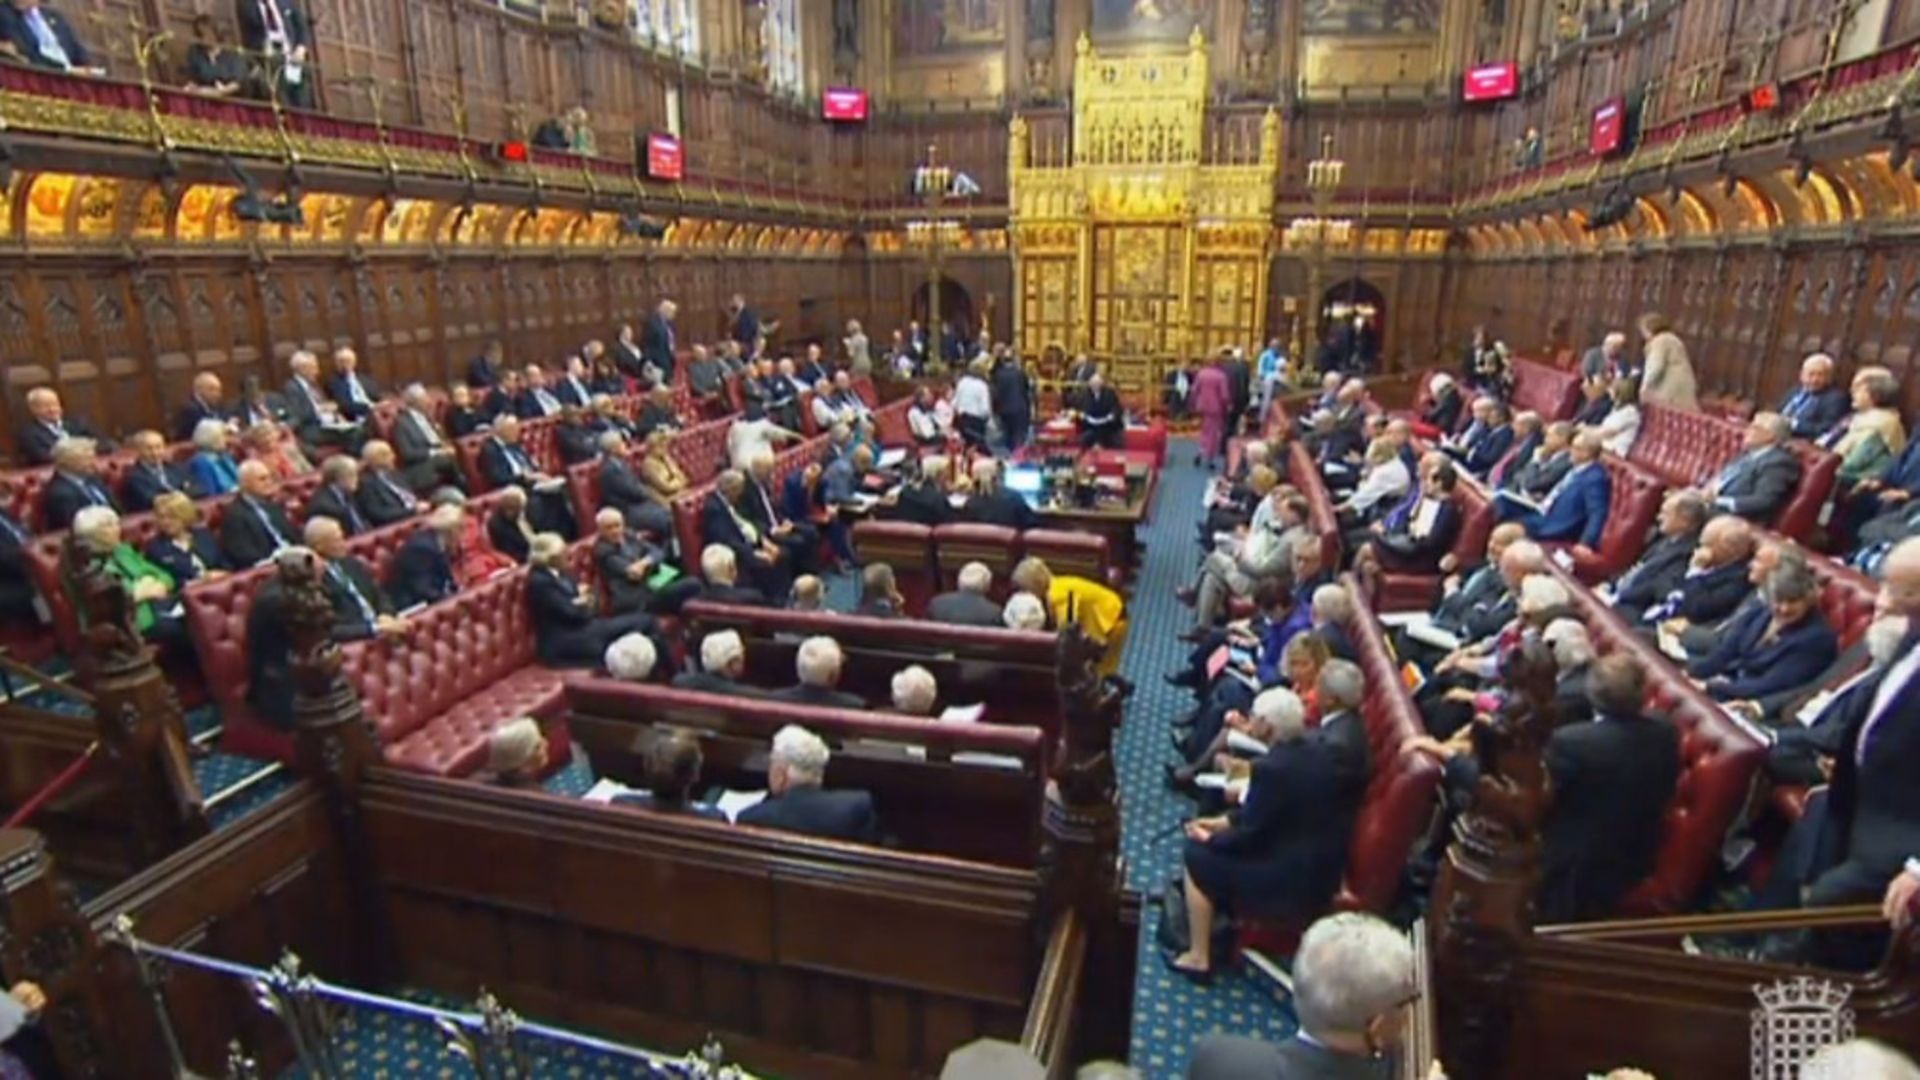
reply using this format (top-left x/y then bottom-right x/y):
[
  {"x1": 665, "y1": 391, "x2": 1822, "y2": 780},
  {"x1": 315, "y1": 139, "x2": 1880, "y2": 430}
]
[
  {"x1": 328, "y1": 562, "x2": 377, "y2": 631},
  {"x1": 381, "y1": 474, "x2": 415, "y2": 510},
  {"x1": 0, "y1": 515, "x2": 21, "y2": 544},
  {"x1": 26, "y1": 8, "x2": 71, "y2": 69}
]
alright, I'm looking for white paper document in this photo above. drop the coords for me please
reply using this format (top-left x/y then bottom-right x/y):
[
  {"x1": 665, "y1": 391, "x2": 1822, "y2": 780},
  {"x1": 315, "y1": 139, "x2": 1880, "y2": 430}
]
[
  {"x1": 939, "y1": 703, "x2": 986, "y2": 724},
  {"x1": 715, "y1": 789, "x2": 769, "y2": 822}
]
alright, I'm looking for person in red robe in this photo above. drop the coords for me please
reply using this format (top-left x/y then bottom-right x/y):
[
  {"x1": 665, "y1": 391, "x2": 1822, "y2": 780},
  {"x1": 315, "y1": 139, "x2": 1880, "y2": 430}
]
[{"x1": 1188, "y1": 357, "x2": 1235, "y2": 469}]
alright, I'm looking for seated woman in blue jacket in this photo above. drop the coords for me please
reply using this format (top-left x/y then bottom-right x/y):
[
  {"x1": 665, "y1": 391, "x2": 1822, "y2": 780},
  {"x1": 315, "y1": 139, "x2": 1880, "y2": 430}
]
[
  {"x1": 1165, "y1": 686, "x2": 1363, "y2": 981},
  {"x1": 1689, "y1": 559, "x2": 1837, "y2": 704}
]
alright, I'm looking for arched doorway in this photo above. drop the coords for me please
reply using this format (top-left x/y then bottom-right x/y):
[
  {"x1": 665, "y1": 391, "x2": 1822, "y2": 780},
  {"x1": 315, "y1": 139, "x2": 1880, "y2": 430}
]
[
  {"x1": 909, "y1": 277, "x2": 976, "y2": 353},
  {"x1": 1318, "y1": 278, "x2": 1387, "y2": 372}
]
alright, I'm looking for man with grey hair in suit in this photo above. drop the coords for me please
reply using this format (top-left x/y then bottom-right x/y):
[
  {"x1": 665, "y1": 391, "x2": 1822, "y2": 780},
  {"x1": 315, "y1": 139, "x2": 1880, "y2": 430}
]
[{"x1": 1186, "y1": 911, "x2": 1419, "y2": 1079}]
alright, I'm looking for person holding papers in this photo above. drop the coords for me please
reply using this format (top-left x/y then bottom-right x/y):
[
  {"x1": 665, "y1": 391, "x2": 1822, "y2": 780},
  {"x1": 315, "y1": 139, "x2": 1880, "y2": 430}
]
[
  {"x1": 738, "y1": 724, "x2": 881, "y2": 843},
  {"x1": 1078, "y1": 374, "x2": 1125, "y2": 450},
  {"x1": 1511, "y1": 421, "x2": 1575, "y2": 500},
  {"x1": 1686, "y1": 561, "x2": 1837, "y2": 703},
  {"x1": 1356, "y1": 456, "x2": 1461, "y2": 576},
  {"x1": 1415, "y1": 571, "x2": 1573, "y2": 739},
  {"x1": 1335, "y1": 437, "x2": 1412, "y2": 535},
  {"x1": 1497, "y1": 431, "x2": 1611, "y2": 552}
]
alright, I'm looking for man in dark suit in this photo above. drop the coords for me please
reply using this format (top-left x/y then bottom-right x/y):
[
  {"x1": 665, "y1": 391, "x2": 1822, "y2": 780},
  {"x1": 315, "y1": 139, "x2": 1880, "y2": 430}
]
[
  {"x1": 1311, "y1": 661, "x2": 1373, "y2": 792},
  {"x1": 1220, "y1": 347, "x2": 1252, "y2": 438},
  {"x1": 961, "y1": 459, "x2": 1038, "y2": 530},
  {"x1": 635, "y1": 386, "x2": 682, "y2": 440},
  {"x1": 324, "y1": 347, "x2": 380, "y2": 422},
  {"x1": 1487, "y1": 410, "x2": 1543, "y2": 492},
  {"x1": 693, "y1": 543, "x2": 769, "y2": 606},
  {"x1": 0, "y1": 489, "x2": 36, "y2": 628},
  {"x1": 479, "y1": 415, "x2": 574, "y2": 537},
  {"x1": 553, "y1": 407, "x2": 599, "y2": 467},
  {"x1": 737, "y1": 723, "x2": 880, "y2": 842},
  {"x1": 992, "y1": 352, "x2": 1032, "y2": 452},
  {"x1": 466, "y1": 340, "x2": 505, "y2": 389},
  {"x1": 671, "y1": 629, "x2": 767, "y2": 698},
  {"x1": 386, "y1": 506, "x2": 462, "y2": 611},
  {"x1": 18, "y1": 386, "x2": 111, "y2": 466},
  {"x1": 611, "y1": 324, "x2": 647, "y2": 380},
  {"x1": 741, "y1": 452, "x2": 818, "y2": 575},
  {"x1": 1537, "y1": 654, "x2": 1682, "y2": 922},
  {"x1": 356, "y1": 440, "x2": 423, "y2": 527},
  {"x1": 1707, "y1": 412, "x2": 1803, "y2": 523},
  {"x1": 514, "y1": 366, "x2": 565, "y2": 420},
  {"x1": 591, "y1": 508, "x2": 698, "y2": 616},
  {"x1": 597, "y1": 431, "x2": 673, "y2": 541},
  {"x1": 770, "y1": 636, "x2": 866, "y2": 710},
  {"x1": 234, "y1": 0, "x2": 314, "y2": 108},
  {"x1": 0, "y1": 0, "x2": 102, "y2": 74},
  {"x1": 1688, "y1": 561, "x2": 1838, "y2": 703},
  {"x1": 1420, "y1": 521, "x2": 1528, "y2": 646},
  {"x1": 173, "y1": 372, "x2": 230, "y2": 443},
  {"x1": 1078, "y1": 374, "x2": 1125, "y2": 451},
  {"x1": 554, "y1": 355, "x2": 594, "y2": 409},
  {"x1": 306, "y1": 455, "x2": 370, "y2": 536},
  {"x1": 1632, "y1": 514, "x2": 1756, "y2": 629},
  {"x1": 1778, "y1": 352, "x2": 1850, "y2": 440},
  {"x1": 121, "y1": 429, "x2": 194, "y2": 513},
  {"x1": 1608, "y1": 491, "x2": 1708, "y2": 614},
  {"x1": 701, "y1": 471, "x2": 789, "y2": 600},
  {"x1": 1063, "y1": 354, "x2": 1100, "y2": 411},
  {"x1": 220, "y1": 460, "x2": 297, "y2": 567},
  {"x1": 41, "y1": 438, "x2": 120, "y2": 531},
  {"x1": 927, "y1": 562, "x2": 1004, "y2": 627},
  {"x1": 1511, "y1": 420, "x2": 1575, "y2": 500},
  {"x1": 1459, "y1": 400, "x2": 1517, "y2": 478},
  {"x1": 727, "y1": 294, "x2": 764, "y2": 355},
  {"x1": 391, "y1": 384, "x2": 463, "y2": 493},
  {"x1": 305, "y1": 516, "x2": 405, "y2": 640},
  {"x1": 283, "y1": 350, "x2": 363, "y2": 456},
  {"x1": 1755, "y1": 540, "x2": 1920, "y2": 966},
  {"x1": 1499, "y1": 431, "x2": 1611, "y2": 551},
  {"x1": 1185, "y1": 911, "x2": 1417, "y2": 1080}
]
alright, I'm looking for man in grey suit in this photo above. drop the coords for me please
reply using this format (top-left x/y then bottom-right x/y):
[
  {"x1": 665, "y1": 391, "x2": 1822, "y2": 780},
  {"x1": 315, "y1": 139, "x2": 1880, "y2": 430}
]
[
  {"x1": 926, "y1": 562, "x2": 1005, "y2": 627},
  {"x1": 393, "y1": 383, "x2": 464, "y2": 493},
  {"x1": 1186, "y1": 912, "x2": 1416, "y2": 1079},
  {"x1": 1704, "y1": 411, "x2": 1802, "y2": 524}
]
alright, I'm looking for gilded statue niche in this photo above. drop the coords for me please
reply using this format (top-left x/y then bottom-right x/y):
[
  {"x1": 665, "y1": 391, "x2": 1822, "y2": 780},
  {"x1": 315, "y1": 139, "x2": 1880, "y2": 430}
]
[{"x1": 1010, "y1": 32, "x2": 1279, "y2": 394}]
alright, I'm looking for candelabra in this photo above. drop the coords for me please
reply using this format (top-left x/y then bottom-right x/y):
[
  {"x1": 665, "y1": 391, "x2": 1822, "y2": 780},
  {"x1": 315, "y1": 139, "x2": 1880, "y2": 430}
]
[
  {"x1": 911, "y1": 145, "x2": 954, "y2": 360},
  {"x1": 1291, "y1": 132, "x2": 1348, "y2": 372}
]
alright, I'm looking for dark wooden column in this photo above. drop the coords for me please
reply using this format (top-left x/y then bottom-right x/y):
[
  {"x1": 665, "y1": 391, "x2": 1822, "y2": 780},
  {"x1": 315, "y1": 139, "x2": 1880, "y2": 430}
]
[
  {"x1": 66, "y1": 540, "x2": 210, "y2": 867},
  {"x1": 1428, "y1": 645, "x2": 1559, "y2": 1080},
  {"x1": 0, "y1": 829, "x2": 112, "y2": 1078}
]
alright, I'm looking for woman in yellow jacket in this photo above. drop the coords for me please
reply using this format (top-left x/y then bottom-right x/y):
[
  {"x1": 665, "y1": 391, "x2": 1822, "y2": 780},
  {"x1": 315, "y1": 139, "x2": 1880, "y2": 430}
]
[{"x1": 1012, "y1": 556, "x2": 1129, "y2": 674}]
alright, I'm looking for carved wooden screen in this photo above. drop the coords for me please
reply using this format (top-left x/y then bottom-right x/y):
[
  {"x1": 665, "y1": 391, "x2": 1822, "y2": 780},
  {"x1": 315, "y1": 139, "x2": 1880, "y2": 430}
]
[
  {"x1": 1018, "y1": 254, "x2": 1079, "y2": 357},
  {"x1": 1190, "y1": 254, "x2": 1261, "y2": 359},
  {"x1": 1090, "y1": 224, "x2": 1184, "y2": 358}
]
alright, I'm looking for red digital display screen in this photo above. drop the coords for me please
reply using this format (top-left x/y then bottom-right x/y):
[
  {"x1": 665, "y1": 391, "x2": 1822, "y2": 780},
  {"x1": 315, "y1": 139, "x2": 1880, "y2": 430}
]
[
  {"x1": 823, "y1": 87, "x2": 870, "y2": 122},
  {"x1": 1590, "y1": 97, "x2": 1626, "y2": 156},
  {"x1": 645, "y1": 134, "x2": 684, "y2": 182},
  {"x1": 1463, "y1": 62, "x2": 1518, "y2": 102}
]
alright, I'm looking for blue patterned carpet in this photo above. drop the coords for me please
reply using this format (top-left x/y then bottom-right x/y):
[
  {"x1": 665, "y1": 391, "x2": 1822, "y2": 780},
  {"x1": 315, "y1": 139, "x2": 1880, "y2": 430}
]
[{"x1": 1118, "y1": 438, "x2": 1297, "y2": 1076}]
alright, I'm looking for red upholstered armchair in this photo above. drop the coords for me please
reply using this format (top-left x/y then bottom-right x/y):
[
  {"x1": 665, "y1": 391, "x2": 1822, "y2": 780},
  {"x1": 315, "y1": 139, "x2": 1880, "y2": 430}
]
[
  {"x1": 1773, "y1": 440, "x2": 1839, "y2": 543},
  {"x1": 1556, "y1": 456, "x2": 1667, "y2": 583},
  {"x1": 931, "y1": 523, "x2": 1021, "y2": 597},
  {"x1": 1020, "y1": 529, "x2": 1117, "y2": 592},
  {"x1": 1544, "y1": 562, "x2": 1767, "y2": 916},
  {"x1": 182, "y1": 562, "x2": 290, "y2": 762},
  {"x1": 1284, "y1": 442, "x2": 1342, "y2": 570},
  {"x1": 1372, "y1": 480, "x2": 1495, "y2": 613},
  {"x1": 1508, "y1": 357, "x2": 1582, "y2": 421}
]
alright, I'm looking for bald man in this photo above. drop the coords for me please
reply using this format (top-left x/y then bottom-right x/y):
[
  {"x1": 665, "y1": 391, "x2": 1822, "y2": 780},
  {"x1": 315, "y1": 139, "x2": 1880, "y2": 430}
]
[
  {"x1": 1633, "y1": 514, "x2": 1756, "y2": 628},
  {"x1": 219, "y1": 460, "x2": 298, "y2": 567},
  {"x1": 1778, "y1": 353, "x2": 1849, "y2": 440}
]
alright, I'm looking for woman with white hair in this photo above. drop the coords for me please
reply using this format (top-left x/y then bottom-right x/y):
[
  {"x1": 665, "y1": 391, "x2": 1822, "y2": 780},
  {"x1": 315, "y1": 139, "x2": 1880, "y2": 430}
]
[
  {"x1": 1186, "y1": 912, "x2": 1416, "y2": 1072},
  {"x1": 187, "y1": 418, "x2": 241, "y2": 495},
  {"x1": 1002, "y1": 590, "x2": 1047, "y2": 631},
  {"x1": 525, "y1": 532, "x2": 660, "y2": 668},
  {"x1": 477, "y1": 717, "x2": 549, "y2": 787},
  {"x1": 1166, "y1": 688, "x2": 1358, "y2": 981},
  {"x1": 951, "y1": 357, "x2": 993, "y2": 450},
  {"x1": 71, "y1": 505, "x2": 189, "y2": 654}
]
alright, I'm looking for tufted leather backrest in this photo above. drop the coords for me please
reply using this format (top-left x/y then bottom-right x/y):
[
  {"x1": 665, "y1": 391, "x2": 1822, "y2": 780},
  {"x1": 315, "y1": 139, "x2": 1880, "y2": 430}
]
[
  {"x1": 932, "y1": 523, "x2": 1021, "y2": 596},
  {"x1": 796, "y1": 389, "x2": 821, "y2": 436},
  {"x1": 183, "y1": 560, "x2": 275, "y2": 725},
  {"x1": 852, "y1": 520, "x2": 937, "y2": 616},
  {"x1": 1020, "y1": 529, "x2": 1113, "y2": 592},
  {"x1": 1285, "y1": 442, "x2": 1342, "y2": 569},
  {"x1": 340, "y1": 564, "x2": 541, "y2": 746},
  {"x1": 1773, "y1": 440, "x2": 1839, "y2": 542},
  {"x1": 1544, "y1": 561, "x2": 1766, "y2": 915},
  {"x1": 852, "y1": 377, "x2": 879, "y2": 409},
  {"x1": 1510, "y1": 357, "x2": 1582, "y2": 421},
  {"x1": 1803, "y1": 544, "x2": 1879, "y2": 650},
  {"x1": 873, "y1": 399, "x2": 914, "y2": 446},
  {"x1": 566, "y1": 458, "x2": 602, "y2": 532},
  {"x1": 1564, "y1": 456, "x2": 1667, "y2": 583},
  {"x1": 1626, "y1": 403, "x2": 1840, "y2": 542},
  {"x1": 1335, "y1": 574, "x2": 1443, "y2": 912},
  {"x1": 669, "y1": 417, "x2": 732, "y2": 485}
]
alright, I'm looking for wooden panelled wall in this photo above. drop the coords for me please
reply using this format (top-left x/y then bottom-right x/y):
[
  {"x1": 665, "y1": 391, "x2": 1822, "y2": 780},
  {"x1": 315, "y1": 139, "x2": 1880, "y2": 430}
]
[
  {"x1": 1445, "y1": 236, "x2": 1920, "y2": 418},
  {"x1": 1457, "y1": 0, "x2": 1920, "y2": 193},
  {"x1": 0, "y1": 243, "x2": 866, "y2": 454}
]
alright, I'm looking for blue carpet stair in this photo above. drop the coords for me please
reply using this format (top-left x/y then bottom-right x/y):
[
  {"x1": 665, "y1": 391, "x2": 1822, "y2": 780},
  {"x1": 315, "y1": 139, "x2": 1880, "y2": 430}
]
[{"x1": 1116, "y1": 438, "x2": 1296, "y2": 1076}]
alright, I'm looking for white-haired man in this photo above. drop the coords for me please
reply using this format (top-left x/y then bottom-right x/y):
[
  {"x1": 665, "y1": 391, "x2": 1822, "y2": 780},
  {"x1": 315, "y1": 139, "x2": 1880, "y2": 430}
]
[
  {"x1": 19, "y1": 386, "x2": 111, "y2": 465},
  {"x1": 283, "y1": 349, "x2": 363, "y2": 454},
  {"x1": 1186, "y1": 913, "x2": 1416, "y2": 1077},
  {"x1": 1779, "y1": 352, "x2": 1849, "y2": 439},
  {"x1": 304, "y1": 516, "x2": 403, "y2": 640},
  {"x1": 392, "y1": 383, "x2": 462, "y2": 493},
  {"x1": 219, "y1": 459, "x2": 297, "y2": 567},
  {"x1": 890, "y1": 665, "x2": 938, "y2": 715},
  {"x1": 388, "y1": 504, "x2": 463, "y2": 610},
  {"x1": 671, "y1": 629, "x2": 764, "y2": 699},
  {"x1": 771, "y1": 636, "x2": 865, "y2": 710},
  {"x1": 307, "y1": 454, "x2": 369, "y2": 536},
  {"x1": 593, "y1": 507, "x2": 699, "y2": 615},
  {"x1": 603, "y1": 632, "x2": 658, "y2": 683},
  {"x1": 927, "y1": 561, "x2": 1003, "y2": 627},
  {"x1": 325, "y1": 346, "x2": 381, "y2": 421},
  {"x1": 42, "y1": 436, "x2": 120, "y2": 529},
  {"x1": 696, "y1": 541, "x2": 770, "y2": 607},
  {"x1": 736, "y1": 724, "x2": 879, "y2": 843}
]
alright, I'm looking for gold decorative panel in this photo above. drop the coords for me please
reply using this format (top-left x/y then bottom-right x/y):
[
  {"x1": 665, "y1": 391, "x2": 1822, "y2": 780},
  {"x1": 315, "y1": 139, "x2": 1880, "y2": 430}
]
[
  {"x1": 1301, "y1": 37, "x2": 1437, "y2": 95},
  {"x1": 1009, "y1": 32, "x2": 1280, "y2": 384}
]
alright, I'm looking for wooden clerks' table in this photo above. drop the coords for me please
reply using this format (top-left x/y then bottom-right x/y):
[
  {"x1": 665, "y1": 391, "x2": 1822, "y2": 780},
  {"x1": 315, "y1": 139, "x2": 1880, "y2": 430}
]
[{"x1": 1012, "y1": 448, "x2": 1158, "y2": 581}]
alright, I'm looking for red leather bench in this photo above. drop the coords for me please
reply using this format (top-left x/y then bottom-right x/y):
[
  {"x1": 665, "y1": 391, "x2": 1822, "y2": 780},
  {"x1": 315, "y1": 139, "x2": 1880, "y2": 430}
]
[
  {"x1": 1626, "y1": 402, "x2": 1839, "y2": 542},
  {"x1": 1543, "y1": 561, "x2": 1767, "y2": 915},
  {"x1": 852, "y1": 520, "x2": 936, "y2": 615},
  {"x1": 1557, "y1": 455, "x2": 1668, "y2": 584},
  {"x1": 1508, "y1": 357, "x2": 1582, "y2": 421},
  {"x1": 931, "y1": 523, "x2": 1021, "y2": 597},
  {"x1": 1285, "y1": 441, "x2": 1342, "y2": 570},
  {"x1": 1372, "y1": 479, "x2": 1496, "y2": 612},
  {"x1": 341, "y1": 547, "x2": 591, "y2": 777},
  {"x1": 1238, "y1": 574, "x2": 1442, "y2": 950}
]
